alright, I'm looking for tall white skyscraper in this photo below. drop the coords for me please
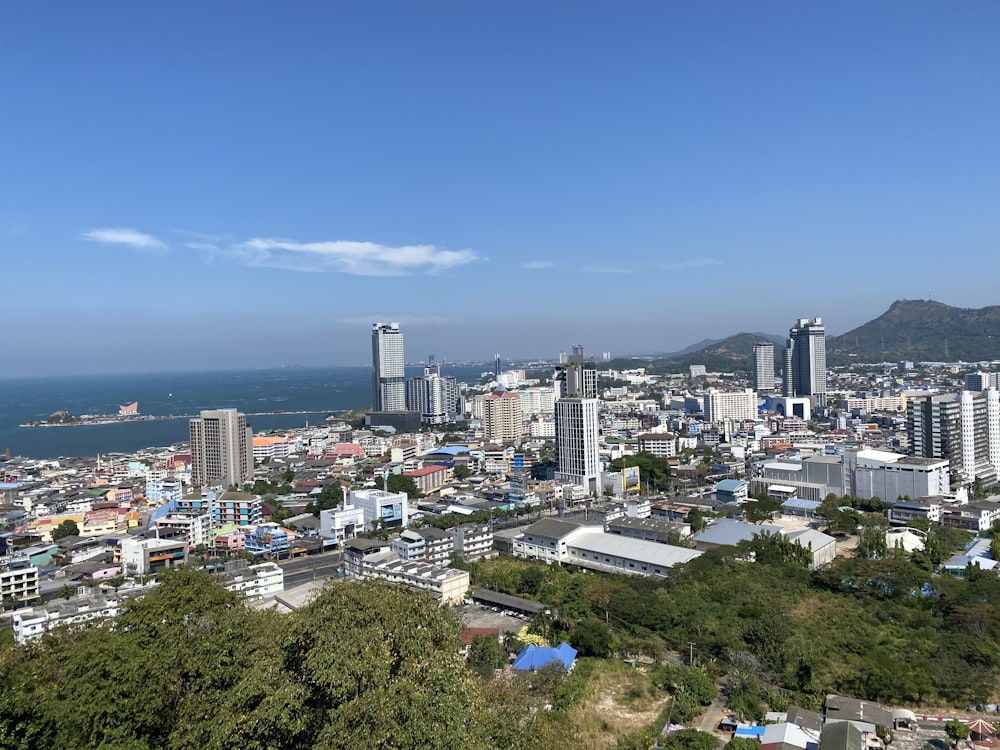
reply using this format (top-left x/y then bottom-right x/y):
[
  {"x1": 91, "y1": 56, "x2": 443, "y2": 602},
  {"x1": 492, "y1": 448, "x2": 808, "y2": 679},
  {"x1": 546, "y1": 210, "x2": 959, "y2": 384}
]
[
  {"x1": 554, "y1": 344, "x2": 602, "y2": 495},
  {"x1": 371, "y1": 322, "x2": 406, "y2": 411},
  {"x1": 752, "y1": 342, "x2": 775, "y2": 393},
  {"x1": 555, "y1": 398, "x2": 602, "y2": 495},
  {"x1": 783, "y1": 317, "x2": 827, "y2": 406},
  {"x1": 189, "y1": 408, "x2": 253, "y2": 488}
]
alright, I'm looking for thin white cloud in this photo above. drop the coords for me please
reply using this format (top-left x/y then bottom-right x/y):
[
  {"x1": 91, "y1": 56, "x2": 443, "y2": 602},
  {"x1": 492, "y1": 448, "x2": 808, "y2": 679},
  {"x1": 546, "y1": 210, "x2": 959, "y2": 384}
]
[
  {"x1": 81, "y1": 226, "x2": 479, "y2": 276},
  {"x1": 520, "y1": 260, "x2": 557, "y2": 269},
  {"x1": 337, "y1": 315, "x2": 452, "y2": 326},
  {"x1": 81, "y1": 227, "x2": 167, "y2": 251},
  {"x1": 658, "y1": 257, "x2": 722, "y2": 270},
  {"x1": 580, "y1": 264, "x2": 636, "y2": 275},
  {"x1": 232, "y1": 238, "x2": 478, "y2": 276}
]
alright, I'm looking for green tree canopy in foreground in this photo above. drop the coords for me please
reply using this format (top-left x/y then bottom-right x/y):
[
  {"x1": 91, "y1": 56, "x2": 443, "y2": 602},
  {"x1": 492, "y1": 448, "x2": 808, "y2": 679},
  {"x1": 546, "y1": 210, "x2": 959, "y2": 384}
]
[{"x1": 0, "y1": 570, "x2": 559, "y2": 750}]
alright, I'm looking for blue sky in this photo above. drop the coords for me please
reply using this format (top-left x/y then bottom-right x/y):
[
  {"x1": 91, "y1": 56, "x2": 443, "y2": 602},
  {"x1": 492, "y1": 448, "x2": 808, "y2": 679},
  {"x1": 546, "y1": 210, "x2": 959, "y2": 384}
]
[{"x1": 2, "y1": 2, "x2": 999, "y2": 375}]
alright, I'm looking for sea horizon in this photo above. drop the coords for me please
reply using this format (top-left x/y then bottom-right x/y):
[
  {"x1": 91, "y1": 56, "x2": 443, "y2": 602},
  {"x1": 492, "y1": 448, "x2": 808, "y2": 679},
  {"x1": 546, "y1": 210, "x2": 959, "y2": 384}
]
[{"x1": 0, "y1": 364, "x2": 489, "y2": 460}]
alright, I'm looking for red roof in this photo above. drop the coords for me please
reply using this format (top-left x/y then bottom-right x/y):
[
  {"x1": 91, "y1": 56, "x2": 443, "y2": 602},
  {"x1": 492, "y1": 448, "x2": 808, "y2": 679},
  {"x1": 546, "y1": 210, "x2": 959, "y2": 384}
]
[
  {"x1": 461, "y1": 627, "x2": 501, "y2": 646},
  {"x1": 406, "y1": 466, "x2": 447, "y2": 477}
]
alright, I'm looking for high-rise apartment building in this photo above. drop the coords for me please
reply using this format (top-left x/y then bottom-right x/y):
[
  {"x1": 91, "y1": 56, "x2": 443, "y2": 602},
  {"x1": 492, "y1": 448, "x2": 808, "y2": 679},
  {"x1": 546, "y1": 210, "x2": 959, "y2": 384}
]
[
  {"x1": 752, "y1": 342, "x2": 775, "y2": 393},
  {"x1": 371, "y1": 322, "x2": 405, "y2": 411},
  {"x1": 908, "y1": 390, "x2": 1000, "y2": 486},
  {"x1": 189, "y1": 409, "x2": 253, "y2": 488},
  {"x1": 965, "y1": 371, "x2": 1000, "y2": 392},
  {"x1": 704, "y1": 388, "x2": 758, "y2": 424},
  {"x1": 553, "y1": 344, "x2": 602, "y2": 496},
  {"x1": 406, "y1": 364, "x2": 460, "y2": 425},
  {"x1": 554, "y1": 345, "x2": 597, "y2": 399},
  {"x1": 482, "y1": 386, "x2": 523, "y2": 443},
  {"x1": 783, "y1": 317, "x2": 827, "y2": 406},
  {"x1": 555, "y1": 397, "x2": 602, "y2": 495}
]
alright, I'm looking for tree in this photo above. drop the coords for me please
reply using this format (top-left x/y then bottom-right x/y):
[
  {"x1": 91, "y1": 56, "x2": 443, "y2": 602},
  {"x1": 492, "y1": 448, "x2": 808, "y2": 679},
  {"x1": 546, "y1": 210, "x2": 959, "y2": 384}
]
[
  {"x1": 0, "y1": 572, "x2": 560, "y2": 750},
  {"x1": 727, "y1": 738, "x2": 764, "y2": 750},
  {"x1": 946, "y1": 720, "x2": 970, "y2": 745},
  {"x1": 569, "y1": 618, "x2": 612, "y2": 658},
  {"x1": 467, "y1": 633, "x2": 507, "y2": 677},
  {"x1": 607, "y1": 452, "x2": 672, "y2": 494},
  {"x1": 272, "y1": 503, "x2": 294, "y2": 524},
  {"x1": 310, "y1": 482, "x2": 344, "y2": 516},
  {"x1": 50, "y1": 519, "x2": 79, "y2": 542},
  {"x1": 858, "y1": 519, "x2": 889, "y2": 560},
  {"x1": 453, "y1": 464, "x2": 472, "y2": 481},
  {"x1": 661, "y1": 729, "x2": 720, "y2": 750},
  {"x1": 386, "y1": 473, "x2": 421, "y2": 499},
  {"x1": 686, "y1": 509, "x2": 708, "y2": 533}
]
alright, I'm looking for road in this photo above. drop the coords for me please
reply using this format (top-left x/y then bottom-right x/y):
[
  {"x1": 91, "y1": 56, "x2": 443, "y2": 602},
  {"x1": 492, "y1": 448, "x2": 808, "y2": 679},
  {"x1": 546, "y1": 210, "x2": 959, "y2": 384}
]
[{"x1": 278, "y1": 551, "x2": 342, "y2": 587}]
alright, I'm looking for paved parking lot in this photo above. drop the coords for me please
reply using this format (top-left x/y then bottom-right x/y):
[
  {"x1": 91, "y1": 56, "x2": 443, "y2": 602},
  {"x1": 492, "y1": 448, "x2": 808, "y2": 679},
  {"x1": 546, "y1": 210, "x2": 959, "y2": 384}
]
[{"x1": 457, "y1": 603, "x2": 530, "y2": 633}]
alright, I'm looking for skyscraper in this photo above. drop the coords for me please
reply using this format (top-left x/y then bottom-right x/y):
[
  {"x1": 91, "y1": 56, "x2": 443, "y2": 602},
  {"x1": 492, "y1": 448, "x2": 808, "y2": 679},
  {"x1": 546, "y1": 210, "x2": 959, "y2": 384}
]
[
  {"x1": 783, "y1": 317, "x2": 827, "y2": 406},
  {"x1": 406, "y1": 364, "x2": 460, "y2": 425},
  {"x1": 189, "y1": 408, "x2": 253, "y2": 488},
  {"x1": 554, "y1": 345, "x2": 597, "y2": 399},
  {"x1": 752, "y1": 342, "x2": 775, "y2": 393},
  {"x1": 371, "y1": 322, "x2": 405, "y2": 411},
  {"x1": 554, "y1": 344, "x2": 602, "y2": 496},
  {"x1": 908, "y1": 390, "x2": 999, "y2": 486},
  {"x1": 555, "y1": 397, "x2": 602, "y2": 495}
]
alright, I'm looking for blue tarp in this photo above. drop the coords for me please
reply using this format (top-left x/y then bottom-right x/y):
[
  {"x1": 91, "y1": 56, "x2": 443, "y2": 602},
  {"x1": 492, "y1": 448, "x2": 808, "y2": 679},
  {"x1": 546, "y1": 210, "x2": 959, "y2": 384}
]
[{"x1": 512, "y1": 642, "x2": 577, "y2": 672}]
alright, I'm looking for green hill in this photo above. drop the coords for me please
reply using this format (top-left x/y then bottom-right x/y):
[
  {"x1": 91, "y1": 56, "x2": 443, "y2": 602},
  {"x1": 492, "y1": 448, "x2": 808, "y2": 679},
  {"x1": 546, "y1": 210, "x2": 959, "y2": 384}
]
[{"x1": 828, "y1": 299, "x2": 1000, "y2": 363}]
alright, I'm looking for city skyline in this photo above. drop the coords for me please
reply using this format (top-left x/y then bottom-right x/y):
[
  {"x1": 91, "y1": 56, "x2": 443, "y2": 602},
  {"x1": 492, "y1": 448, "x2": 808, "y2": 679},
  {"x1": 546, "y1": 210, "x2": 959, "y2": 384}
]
[{"x1": 3, "y1": 4, "x2": 1000, "y2": 376}]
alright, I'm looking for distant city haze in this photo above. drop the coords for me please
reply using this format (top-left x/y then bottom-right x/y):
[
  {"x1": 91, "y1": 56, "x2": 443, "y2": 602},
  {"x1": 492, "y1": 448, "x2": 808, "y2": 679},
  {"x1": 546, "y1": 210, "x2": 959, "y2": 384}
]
[{"x1": 3, "y1": 4, "x2": 999, "y2": 376}]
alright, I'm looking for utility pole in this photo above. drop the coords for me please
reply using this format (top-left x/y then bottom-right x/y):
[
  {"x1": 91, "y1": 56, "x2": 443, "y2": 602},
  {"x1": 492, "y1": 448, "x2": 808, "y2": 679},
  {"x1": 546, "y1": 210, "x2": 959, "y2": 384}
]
[{"x1": 688, "y1": 641, "x2": 695, "y2": 668}]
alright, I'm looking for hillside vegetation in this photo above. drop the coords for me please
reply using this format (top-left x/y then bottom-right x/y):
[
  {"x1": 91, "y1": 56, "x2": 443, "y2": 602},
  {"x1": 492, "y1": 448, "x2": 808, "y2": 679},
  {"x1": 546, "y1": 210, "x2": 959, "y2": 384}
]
[{"x1": 463, "y1": 536, "x2": 1000, "y2": 713}]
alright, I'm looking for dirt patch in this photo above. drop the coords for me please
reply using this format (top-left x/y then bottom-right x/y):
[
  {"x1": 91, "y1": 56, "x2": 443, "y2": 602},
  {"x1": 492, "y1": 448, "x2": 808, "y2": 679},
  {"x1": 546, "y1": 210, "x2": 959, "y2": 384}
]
[
  {"x1": 790, "y1": 596, "x2": 824, "y2": 618},
  {"x1": 570, "y1": 662, "x2": 670, "y2": 749}
]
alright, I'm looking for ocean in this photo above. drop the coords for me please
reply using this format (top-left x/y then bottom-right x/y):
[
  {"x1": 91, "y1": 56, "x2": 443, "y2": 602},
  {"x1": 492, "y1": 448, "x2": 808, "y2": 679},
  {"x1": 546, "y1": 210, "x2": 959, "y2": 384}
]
[{"x1": 0, "y1": 365, "x2": 488, "y2": 460}]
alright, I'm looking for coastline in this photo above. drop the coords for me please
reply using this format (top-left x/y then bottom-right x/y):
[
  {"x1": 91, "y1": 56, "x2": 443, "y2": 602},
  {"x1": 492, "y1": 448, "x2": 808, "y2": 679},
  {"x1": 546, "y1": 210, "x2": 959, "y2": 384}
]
[{"x1": 19, "y1": 410, "x2": 340, "y2": 429}]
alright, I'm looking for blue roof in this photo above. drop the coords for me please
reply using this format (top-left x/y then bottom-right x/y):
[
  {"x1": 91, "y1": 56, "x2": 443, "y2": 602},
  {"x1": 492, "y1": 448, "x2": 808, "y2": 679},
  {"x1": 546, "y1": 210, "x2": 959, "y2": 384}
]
[
  {"x1": 512, "y1": 642, "x2": 577, "y2": 671},
  {"x1": 715, "y1": 479, "x2": 747, "y2": 492},
  {"x1": 735, "y1": 726, "x2": 766, "y2": 739},
  {"x1": 424, "y1": 445, "x2": 469, "y2": 456}
]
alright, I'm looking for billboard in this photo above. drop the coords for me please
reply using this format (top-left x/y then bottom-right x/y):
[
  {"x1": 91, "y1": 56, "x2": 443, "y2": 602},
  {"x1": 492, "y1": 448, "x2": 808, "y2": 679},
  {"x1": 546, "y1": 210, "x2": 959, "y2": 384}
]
[{"x1": 622, "y1": 466, "x2": 641, "y2": 493}]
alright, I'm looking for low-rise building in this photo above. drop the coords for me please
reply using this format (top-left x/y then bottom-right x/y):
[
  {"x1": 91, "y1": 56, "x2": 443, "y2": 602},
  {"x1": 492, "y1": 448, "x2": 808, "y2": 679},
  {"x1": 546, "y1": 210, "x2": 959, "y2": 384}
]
[
  {"x1": 941, "y1": 499, "x2": 1000, "y2": 532},
  {"x1": 404, "y1": 465, "x2": 450, "y2": 495},
  {"x1": 119, "y1": 537, "x2": 188, "y2": 576},
  {"x1": 565, "y1": 531, "x2": 701, "y2": 576},
  {"x1": 349, "y1": 488, "x2": 409, "y2": 531},
  {"x1": 0, "y1": 558, "x2": 39, "y2": 605},
  {"x1": 221, "y1": 561, "x2": 284, "y2": 601},
  {"x1": 448, "y1": 523, "x2": 494, "y2": 561},
  {"x1": 155, "y1": 511, "x2": 213, "y2": 548},
  {"x1": 319, "y1": 503, "x2": 366, "y2": 545},
  {"x1": 342, "y1": 540, "x2": 469, "y2": 604}
]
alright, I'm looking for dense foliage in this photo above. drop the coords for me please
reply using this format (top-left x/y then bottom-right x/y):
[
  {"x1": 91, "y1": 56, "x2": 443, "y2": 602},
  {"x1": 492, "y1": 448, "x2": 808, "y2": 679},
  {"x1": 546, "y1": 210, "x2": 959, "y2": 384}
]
[
  {"x1": 0, "y1": 571, "x2": 562, "y2": 750},
  {"x1": 607, "y1": 452, "x2": 672, "y2": 494},
  {"x1": 466, "y1": 542, "x2": 1000, "y2": 713}
]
